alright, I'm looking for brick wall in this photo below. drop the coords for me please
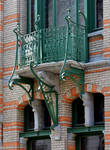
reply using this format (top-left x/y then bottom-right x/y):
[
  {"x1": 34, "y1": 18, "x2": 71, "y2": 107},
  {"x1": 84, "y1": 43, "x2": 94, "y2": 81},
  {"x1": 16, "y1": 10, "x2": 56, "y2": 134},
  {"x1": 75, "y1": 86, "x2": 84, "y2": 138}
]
[
  {"x1": 89, "y1": 34, "x2": 104, "y2": 62},
  {"x1": 0, "y1": 0, "x2": 110, "y2": 150}
]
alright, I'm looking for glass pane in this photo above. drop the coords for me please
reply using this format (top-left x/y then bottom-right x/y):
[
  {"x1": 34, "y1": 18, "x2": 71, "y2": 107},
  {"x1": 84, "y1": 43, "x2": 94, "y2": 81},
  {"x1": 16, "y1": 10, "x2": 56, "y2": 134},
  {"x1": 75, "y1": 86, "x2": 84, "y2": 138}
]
[
  {"x1": 81, "y1": 135, "x2": 104, "y2": 150},
  {"x1": 94, "y1": 93, "x2": 104, "y2": 124},
  {"x1": 97, "y1": 0, "x2": 103, "y2": 28},
  {"x1": 57, "y1": 0, "x2": 75, "y2": 27},
  {"x1": 79, "y1": 0, "x2": 84, "y2": 25},
  {"x1": 31, "y1": 139, "x2": 51, "y2": 150},
  {"x1": 72, "y1": 98, "x2": 85, "y2": 126},
  {"x1": 24, "y1": 105, "x2": 34, "y2": 131},
  {"x1": 31, "y1": 0, "x2": 35, "y2": 31},
  {"x1": 45, "y1": 0, "x2": 53, "y2": 27}
]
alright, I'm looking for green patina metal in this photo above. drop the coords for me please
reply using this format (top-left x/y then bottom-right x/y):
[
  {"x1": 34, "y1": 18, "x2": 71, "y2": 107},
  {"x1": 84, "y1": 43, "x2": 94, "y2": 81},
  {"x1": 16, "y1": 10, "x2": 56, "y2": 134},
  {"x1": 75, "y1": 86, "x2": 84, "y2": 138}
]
[
  {"x1": 20, "y1": 130, "x2": 51, "y2": 138},
  {"x1": 9, "y1": 7, "x2": 87, "y2": 130},
  {"x1": 8, "y1": 24, "x2": 34, "y2": 103},
  {"x1": 27, "y1": 0, "x2": 31, "y2": 33},
  {"x1": 17, "y1": 12, "x2": 87, "y2": 68},
  {"x1": 8, "y1": 22, "x2": 58, "y2": 128},
  {"x1": 75, "y1": 0, "x2": 79, "y2": 24},
  {"x1": 30, "y1": 62, "x2": 58, "y2": 128},
  {"x1": 59, "y1": 10, "x2": 87, "y2": 97},
  {"x1": 11, "y1": 77, "x2": 34, "y2": 103},
  {"x1": 53, "y1": 0, "x2": 57, "y2": 27},
  {"x1": 67, "y1": 125, "x2": 104, "y2": 134},
  {"x1": 60, "y1": 66, "x2": 84, "y2": 97}
]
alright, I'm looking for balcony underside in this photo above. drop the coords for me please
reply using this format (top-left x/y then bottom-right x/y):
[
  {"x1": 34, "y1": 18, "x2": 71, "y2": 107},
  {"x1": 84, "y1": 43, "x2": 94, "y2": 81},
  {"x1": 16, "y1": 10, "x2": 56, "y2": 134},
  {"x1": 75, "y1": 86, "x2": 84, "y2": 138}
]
[{"x1": 16, "y1": 60, "x2": 84, "y2": 78}]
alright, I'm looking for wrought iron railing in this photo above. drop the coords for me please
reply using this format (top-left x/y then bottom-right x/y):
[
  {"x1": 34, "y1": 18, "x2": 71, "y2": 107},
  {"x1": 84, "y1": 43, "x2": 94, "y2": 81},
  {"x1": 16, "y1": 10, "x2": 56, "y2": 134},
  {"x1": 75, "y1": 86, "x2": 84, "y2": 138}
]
[{"x1": 17, "y1": 17, "x2": 87, "y2": 68}]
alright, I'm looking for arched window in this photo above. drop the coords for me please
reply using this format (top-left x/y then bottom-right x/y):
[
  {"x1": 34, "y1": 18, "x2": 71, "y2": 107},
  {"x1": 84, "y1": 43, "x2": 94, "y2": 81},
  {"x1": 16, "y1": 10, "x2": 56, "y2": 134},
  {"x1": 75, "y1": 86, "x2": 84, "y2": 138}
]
[{"x1": 72, "y1": 93, "x2": 104, "y2": 150}]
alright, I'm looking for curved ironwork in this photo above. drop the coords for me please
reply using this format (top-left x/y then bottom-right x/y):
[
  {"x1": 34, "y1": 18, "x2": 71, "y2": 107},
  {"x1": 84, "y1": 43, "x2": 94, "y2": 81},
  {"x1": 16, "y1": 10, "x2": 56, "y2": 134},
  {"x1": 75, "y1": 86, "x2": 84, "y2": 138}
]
[
  {"x1": 60, "y1": 10, "x2": 86, "y2": 97},
  {"x1": 61, "y1": 67, "x2": 84, "y2": 97},
  {"x1": 8, "y1": 24, "x2": 34, "y2": 103},
  {"x1": 60, "y1": 9, "x2": 71, "y2": 80},
  {"x1": 10, "y1": 77, "x2": 34, "y2": 103},
  {"x1": 8, "y1": 23, "x2": 20, "y2": 90},
  {"x1": 30, "y1": 62, "x2": 58, "y2": 127}
]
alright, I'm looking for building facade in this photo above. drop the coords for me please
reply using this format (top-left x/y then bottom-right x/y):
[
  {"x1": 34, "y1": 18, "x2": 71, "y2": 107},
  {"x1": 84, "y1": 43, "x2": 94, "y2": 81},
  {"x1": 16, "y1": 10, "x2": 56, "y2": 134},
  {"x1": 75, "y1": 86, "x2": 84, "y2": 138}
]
[{"x1": 0, "y1": 0, "x2": 109, "y2": 149}]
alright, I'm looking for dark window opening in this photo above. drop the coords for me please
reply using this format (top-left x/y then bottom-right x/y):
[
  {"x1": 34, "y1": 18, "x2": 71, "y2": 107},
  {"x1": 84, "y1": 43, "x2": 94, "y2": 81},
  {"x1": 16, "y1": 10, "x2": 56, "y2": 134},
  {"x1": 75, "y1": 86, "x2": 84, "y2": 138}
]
[
  {"x1": 45, "y1": 0, "x2": 52, "y2": 28},
  {"x1": 81, "y1": 135, "x2": 104, "y2": 150},
  {"x1": 96, "y1": 0, "x2": 103, "y2": 29},
  {"x1": 24, "y1": 105, "x2": 34, "y2": 131},
  {"x1": 93, "y1": 93, "x2": 104, "y2": 125},
  {"x1": 31, "y1": 0, "x2": 35, "y2": 32},
  {"x1": 42, "y1": 101, "x2": 51, "y2": 129},
  {"x1": 31, "y1": 139, "x2": 51, "y2": 150},
  {"x1": 72, "y1": 98, "x2": 85, "y2": 127},
  {"x1": 45, "y1": 0, "x2": 49, "y2": 28}
]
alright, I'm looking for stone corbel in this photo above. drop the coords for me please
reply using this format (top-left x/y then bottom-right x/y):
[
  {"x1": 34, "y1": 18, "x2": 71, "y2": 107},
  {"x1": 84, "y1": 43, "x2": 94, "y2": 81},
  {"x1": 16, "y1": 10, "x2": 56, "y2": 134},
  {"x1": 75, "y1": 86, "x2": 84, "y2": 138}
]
[
  {"x1": 52, "y1": 125, "x2": 61, "y2": 141},
  {"x1": 37, "y1": 71, "x2": 60, "y2": 93}
]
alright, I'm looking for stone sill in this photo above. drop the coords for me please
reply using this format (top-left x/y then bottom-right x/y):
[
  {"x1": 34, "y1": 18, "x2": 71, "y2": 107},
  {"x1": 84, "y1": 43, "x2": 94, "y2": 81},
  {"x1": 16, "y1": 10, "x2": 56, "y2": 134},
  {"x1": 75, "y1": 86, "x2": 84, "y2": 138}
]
[{"x1": 88, "y1": 29, "x2": 103, "y2": 38}]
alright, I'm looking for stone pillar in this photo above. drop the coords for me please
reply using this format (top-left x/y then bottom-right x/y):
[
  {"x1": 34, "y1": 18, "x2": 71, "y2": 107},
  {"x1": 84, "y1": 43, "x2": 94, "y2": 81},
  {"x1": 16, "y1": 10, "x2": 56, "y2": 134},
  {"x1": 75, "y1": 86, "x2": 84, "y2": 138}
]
[
  {"x1": 32, "y1": 101, "x2": 39, "y2": 131},
  {"x1": 32, "y1": 106, "x2": 39, "y2": 131},
  {"x1": 83, "y1": 93, "x2": 94, "y2": 127},
  {"x1": 51, "y1": 126, "x2": 67, "y2": 150}
]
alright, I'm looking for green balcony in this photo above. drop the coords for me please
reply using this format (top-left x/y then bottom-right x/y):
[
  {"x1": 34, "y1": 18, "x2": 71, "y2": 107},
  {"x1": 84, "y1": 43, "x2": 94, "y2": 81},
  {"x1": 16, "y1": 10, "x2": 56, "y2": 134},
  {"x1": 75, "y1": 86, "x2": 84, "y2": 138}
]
[{"x1": 17, "y1": 20, "x2": 87, "y2": 69}]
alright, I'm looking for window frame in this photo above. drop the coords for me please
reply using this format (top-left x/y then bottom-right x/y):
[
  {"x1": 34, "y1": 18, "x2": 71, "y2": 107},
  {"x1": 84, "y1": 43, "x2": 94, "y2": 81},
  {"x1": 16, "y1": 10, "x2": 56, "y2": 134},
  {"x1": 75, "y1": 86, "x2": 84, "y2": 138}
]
[
  {"x1": 24, "y1": 105, "x2": 34, "y2": 132},
  {"x1": 27, "y1": 0, "x2": 89, "y2": 32},
  {"x1": 71, "y1": 92, "x2": 104, "y2": 150},
  {"x1": 87, "y1": 0, "x2": 103, "y2": 33},
  {"x1": 67, "y1": 125, "x2": 104, "y2": 150},
  {"x1": 27, "y1": 0, "x2": 57, "y2": 33}
]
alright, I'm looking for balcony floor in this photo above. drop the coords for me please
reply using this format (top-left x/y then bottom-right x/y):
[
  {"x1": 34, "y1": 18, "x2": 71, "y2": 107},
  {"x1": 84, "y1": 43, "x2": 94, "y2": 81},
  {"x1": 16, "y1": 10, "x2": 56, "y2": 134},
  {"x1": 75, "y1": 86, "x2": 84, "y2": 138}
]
[{"x1": 16, "y1": 60, "x2": 84, "y2": 78}]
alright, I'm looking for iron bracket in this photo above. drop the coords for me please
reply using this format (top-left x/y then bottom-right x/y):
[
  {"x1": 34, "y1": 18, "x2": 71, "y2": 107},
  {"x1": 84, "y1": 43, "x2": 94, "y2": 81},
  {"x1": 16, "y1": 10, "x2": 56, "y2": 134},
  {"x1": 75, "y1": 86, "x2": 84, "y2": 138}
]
[
  {"x1": 61, "y1": 66, "x2": 84, "y2": 97},
  {"x1": 8, "y1": 24, "x2": 34, "y2": 104},
  {"x1": 10, "y1": 77, "x2": 34, "y2": 103},
  {"x1": 30, "y1": 62, "x2": 58, "y2": 128}
]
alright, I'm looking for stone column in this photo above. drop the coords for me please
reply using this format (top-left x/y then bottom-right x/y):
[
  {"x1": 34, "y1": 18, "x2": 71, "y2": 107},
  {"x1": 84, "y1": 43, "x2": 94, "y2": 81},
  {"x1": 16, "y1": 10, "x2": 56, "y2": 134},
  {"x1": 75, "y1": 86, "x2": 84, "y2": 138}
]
[
  {"x1": 32, "y1": 100, "x2": 40, "y2": 131},
  {"x1": 32, "y1": 106, "x2": 39, "y2": 131},
  {"x1": 83, "y1": 93, "x2": 94, "y2": 127}
]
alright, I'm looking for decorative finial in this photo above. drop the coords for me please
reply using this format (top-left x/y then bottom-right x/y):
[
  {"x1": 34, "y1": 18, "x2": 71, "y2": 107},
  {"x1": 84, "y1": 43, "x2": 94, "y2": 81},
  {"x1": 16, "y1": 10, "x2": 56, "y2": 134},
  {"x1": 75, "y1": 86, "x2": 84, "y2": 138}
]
[
  {"x1": 13, "y1": 23, "x2": 20, "y2": 34},
  {"x1": 34, "y1": 15, "x2": 40, "y2": 30},
  {"x1": 67, "y1": 8, "x2": 71, "y2": 16}
]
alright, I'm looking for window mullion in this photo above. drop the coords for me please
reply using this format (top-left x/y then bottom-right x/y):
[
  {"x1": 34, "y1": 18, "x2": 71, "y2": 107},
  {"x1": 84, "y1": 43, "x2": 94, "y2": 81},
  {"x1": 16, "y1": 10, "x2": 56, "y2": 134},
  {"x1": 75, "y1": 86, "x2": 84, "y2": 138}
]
[
  {"x1": 75, "y1": 0, "x2": 79, "y2": 24},
  {"x1": 34, "y1": 0, "x2": 38, "y2": 24},
  {"x1": 27, "y1": 0, "x2": 31, "y2": 33},
  {"x1": 52, "y1": 0, "x2": 57, "y2": 27}
]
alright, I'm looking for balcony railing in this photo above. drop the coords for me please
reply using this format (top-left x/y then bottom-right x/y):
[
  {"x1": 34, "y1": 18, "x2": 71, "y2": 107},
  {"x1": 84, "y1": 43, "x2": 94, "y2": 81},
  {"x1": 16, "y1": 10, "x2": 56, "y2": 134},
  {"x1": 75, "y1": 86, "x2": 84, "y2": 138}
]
[{"x1": 16, "y1": 17, "x2": 87, "y2": 69}]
